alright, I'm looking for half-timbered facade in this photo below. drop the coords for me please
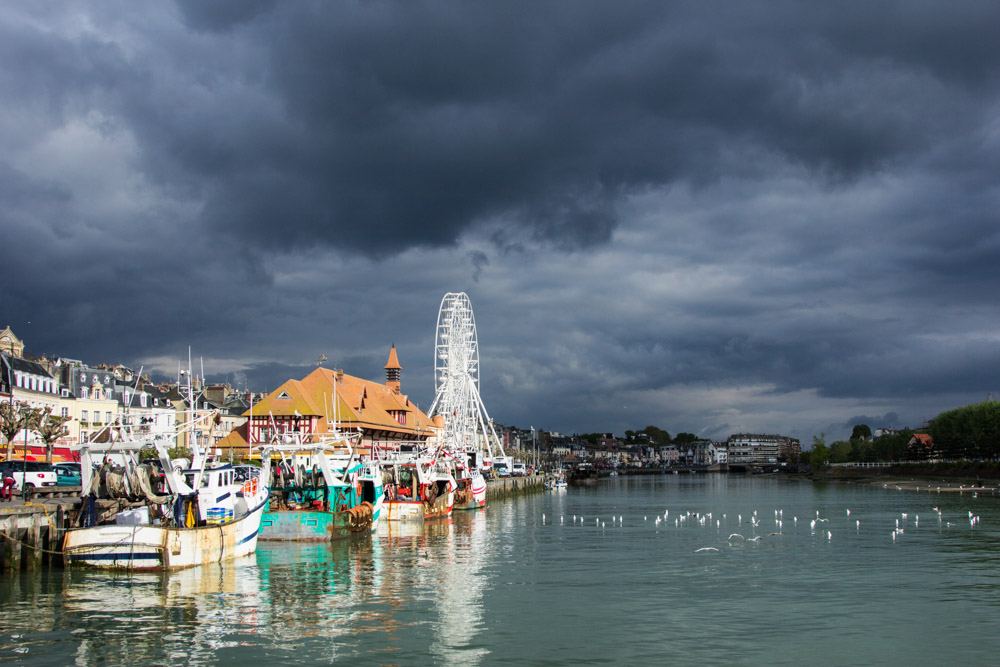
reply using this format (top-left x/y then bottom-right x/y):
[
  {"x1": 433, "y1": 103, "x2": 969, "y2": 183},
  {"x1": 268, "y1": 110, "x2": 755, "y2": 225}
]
[{"x1": 218, "y1": 346, "x2": 439, "y2": 457}]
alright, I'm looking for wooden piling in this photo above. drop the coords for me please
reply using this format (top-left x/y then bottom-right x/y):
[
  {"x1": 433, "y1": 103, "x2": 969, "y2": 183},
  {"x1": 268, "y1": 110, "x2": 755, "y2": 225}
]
[
  {"x1": 9, "y1": 518, "x2": 22, "y2": 572},
  {"x1": 29, "y1": 514, "x2": 42, "y2": 570},
  {"x1": 0, "y1": 517, "x2": 8, "y2": 571}
]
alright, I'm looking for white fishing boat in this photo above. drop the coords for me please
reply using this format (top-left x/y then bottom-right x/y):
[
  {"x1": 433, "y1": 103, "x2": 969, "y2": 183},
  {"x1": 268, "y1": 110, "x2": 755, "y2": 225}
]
[
  {"x1": 380, "y1": 454, "x2": 456, "y2": 522},
  {"x1": 444, "y1": 449, "x2": 487, "y2": 510},
  {"x1": 63, "y1": 368, "x2": 269, "y2": 571}
]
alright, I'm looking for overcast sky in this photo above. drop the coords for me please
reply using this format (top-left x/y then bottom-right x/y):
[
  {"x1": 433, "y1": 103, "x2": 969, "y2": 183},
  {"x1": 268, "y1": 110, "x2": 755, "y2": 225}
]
[{"x1": 2, "y1": 2, "x2": 999, "y2": 441}]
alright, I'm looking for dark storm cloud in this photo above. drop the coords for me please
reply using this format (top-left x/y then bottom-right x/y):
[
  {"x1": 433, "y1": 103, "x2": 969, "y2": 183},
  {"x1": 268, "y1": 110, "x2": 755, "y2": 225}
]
[
  {"x1": 73, "y1": 1, "x2": 1000, "y2": 256},
  {"x1": 2, "y1": 2, "x2": 1000, "y2": 439}
]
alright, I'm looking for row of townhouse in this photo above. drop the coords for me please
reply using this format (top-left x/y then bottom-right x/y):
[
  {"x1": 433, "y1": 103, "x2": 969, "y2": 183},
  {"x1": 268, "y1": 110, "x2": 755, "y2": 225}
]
[{"x1": 0, "y1": 326, "x2": 251, "y2": 458}]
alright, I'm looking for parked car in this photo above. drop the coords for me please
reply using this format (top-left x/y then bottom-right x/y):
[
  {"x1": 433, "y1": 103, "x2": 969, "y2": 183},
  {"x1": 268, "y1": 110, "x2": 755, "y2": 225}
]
[
  {"x1": 52, "y1": 462, "x2": 82, "y2": 486},
  {"x1": 511, "y1": 462, "x2": 527, "y2": 477},
  {"x1": 0, "y1": 461, "x2": 58, "y2": 489}
]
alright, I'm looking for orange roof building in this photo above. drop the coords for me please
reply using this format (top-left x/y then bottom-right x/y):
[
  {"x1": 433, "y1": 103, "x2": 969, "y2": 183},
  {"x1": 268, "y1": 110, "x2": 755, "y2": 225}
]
[{"x1": 217, "y1": 346, "x2": 437, "y2": 455}]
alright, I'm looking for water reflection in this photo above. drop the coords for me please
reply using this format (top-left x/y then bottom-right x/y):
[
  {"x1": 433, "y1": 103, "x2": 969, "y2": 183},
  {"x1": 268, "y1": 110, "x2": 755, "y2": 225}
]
[{"x1": 5, "y1": 478, "x2": 999, "y2": 665}]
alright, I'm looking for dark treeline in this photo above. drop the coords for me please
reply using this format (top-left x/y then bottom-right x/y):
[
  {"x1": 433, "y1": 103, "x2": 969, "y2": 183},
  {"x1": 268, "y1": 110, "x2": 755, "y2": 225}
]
[
  {"x1": 811, "y1": 400, "x2": 1000, "y2": 467},
  {"x1": 928, "y1": 400, "x2": 1000, "y2": 459}
]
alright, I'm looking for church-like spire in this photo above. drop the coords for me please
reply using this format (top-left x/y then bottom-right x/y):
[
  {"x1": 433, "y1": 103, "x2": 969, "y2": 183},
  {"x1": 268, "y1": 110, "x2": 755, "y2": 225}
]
[{"x1": 385, "y1": 344, "x2": 401, "y2": 393}]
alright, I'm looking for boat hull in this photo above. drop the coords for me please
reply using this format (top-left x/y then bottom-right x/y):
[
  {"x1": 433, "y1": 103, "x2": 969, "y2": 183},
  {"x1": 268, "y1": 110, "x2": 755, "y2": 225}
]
[
  {"x1": 62, "y1": 499, "x2": 266, "y2": 571},
  {"x1": 383, "y1": 492, "x2": 454, "y2": 522},
  {"x1": 260, "y1": 501, "x2": 382, "y2": 541},
  {"x1": 454, "y1": 479, "x2": 487, "y2": 510}
]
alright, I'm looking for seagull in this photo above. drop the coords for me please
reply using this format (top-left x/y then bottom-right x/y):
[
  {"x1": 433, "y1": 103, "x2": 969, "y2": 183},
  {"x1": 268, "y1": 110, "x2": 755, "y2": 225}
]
[
  {"x1": 747, "y1": 536, "x2": 762, "y2": 543},
  {"x1": 846, "y1": 509, "x2": 851, "y2": 517},
  {"x1": 694, "y1": 547, "x2": 719, "y2": 553},
  {"x1": 728, "y1": 533, "x2": 745, "y2": 541},
  {"x1": 826, "y1": 531, "x2": 832, "y2": 541},
  {"x1": 856, "y1": 520, "x2": 860, "y2": 531},
  {"x1": 892, "y1": 531, "x2": 897, "y2": 542},
  {"x1": 810, "y1": 519, "x2": 816, "y2": 530}
]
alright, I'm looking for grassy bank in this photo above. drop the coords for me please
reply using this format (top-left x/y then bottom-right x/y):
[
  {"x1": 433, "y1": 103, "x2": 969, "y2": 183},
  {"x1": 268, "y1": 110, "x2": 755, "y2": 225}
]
[{"x1": 812, "y1": 462, "x2": 1000, "y2": 485}]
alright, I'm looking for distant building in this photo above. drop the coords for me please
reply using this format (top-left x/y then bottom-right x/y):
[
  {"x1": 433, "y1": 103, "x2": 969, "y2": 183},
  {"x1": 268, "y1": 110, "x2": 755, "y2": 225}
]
[
  {"x1": 907, "y1": 433, "x2": 934, "y2": 458},
  {"x1": 727, "y1": 433, "x2": 800, "y2": 465}
]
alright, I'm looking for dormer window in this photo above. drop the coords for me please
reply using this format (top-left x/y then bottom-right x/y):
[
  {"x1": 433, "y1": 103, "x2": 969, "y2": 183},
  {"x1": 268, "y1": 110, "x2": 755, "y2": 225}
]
[{"x1": 277, "y1": 391, "x2": 290, "y2": 399}]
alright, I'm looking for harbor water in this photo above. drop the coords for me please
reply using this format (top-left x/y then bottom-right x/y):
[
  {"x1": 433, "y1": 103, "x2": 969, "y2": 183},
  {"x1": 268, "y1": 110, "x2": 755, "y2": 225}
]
[{"x1": 2, "y1": 475, "x2": 999, "y2": 665}]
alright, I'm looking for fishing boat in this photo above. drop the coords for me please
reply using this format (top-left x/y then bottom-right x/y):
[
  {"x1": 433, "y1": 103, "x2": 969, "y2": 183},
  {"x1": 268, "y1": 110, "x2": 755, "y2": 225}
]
[
  {"x1": 450, "y1": 458, "x2": 487, "y2": 510},
  {"x1": 545, "y1": 470, "x2": 568, "y2": 490},
  {"x1": 258, "y1": 435, "x2": 384, "y2": 541},
  {"x1": 380, "y1": 455, "x2": 456, "y2": 522},
  {"x1": 567, "y1": 463, "x2": 599, "y2": 487},
  {"x1": 63, "y1": 412, "x2": 269, "y2": 571}
]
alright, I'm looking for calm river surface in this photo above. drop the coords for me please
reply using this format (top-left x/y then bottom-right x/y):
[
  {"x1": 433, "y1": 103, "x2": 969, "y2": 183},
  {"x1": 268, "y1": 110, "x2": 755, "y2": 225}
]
[{"x1": 2, "y1": 475, "x2": 1000, "y2": 665}]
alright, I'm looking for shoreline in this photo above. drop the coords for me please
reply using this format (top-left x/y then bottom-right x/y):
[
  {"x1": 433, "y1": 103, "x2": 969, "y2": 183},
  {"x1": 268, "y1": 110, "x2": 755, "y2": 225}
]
[{"x1": 804, "y1": 467, "x2": 1000, "y2": 496}]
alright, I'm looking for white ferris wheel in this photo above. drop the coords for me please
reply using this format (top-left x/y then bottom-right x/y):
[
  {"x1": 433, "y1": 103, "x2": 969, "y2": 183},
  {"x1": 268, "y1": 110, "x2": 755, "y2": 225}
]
[{"x1": 428, "y1": 292, "x2": 506, "y2": 465}]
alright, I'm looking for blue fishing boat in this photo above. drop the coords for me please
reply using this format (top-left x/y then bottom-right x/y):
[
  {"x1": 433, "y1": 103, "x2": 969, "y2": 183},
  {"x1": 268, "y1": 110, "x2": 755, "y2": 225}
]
[{"x1": 258, "y1": 437, "x2": 384, "y2": 541}]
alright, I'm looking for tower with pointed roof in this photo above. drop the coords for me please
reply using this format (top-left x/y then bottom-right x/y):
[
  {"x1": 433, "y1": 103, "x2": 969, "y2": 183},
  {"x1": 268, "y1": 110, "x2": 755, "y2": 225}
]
[
  {"x1": 0, "y1": 326, "x2": 24, "y2": 358},
  {"x1": 385, "y1": 344, "x2": 402, "y2": 394}
]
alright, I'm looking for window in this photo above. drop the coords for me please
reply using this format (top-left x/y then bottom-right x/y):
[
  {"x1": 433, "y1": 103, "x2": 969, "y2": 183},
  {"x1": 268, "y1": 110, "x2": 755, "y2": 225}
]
[
  {"x1": 93, "y1": 412, "x2": 101, "y2": 424},
  {"x1": 81, "y1": 410, "x2": 89, "y2": 422},
  {"x1": 61, "y1": 407, "x2": 68, "y2": 418},
  {"x1": 80, "y1": 387, "x2": 89, "y2": 399},
  {"x1": 106, "y1": 411, "x2": 112, "y2": 423}
]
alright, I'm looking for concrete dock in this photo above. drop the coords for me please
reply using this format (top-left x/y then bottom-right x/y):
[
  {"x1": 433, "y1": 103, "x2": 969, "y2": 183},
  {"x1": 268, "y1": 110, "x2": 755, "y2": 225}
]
[{"x1": 486, "y1": 474, "x2": 545, "y2": 501}]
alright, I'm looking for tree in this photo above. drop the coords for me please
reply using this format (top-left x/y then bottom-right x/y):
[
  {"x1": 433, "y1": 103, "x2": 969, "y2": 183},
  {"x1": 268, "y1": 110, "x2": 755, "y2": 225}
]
[
  {"x1": 929, "y1": 400, "x2": 1000, "y2": 459},
  {"x1": 850, "y1": 424, "x2": 872, "y2": 442},
  {"x1": 829, "y1": 440, "x2": 852, "y2": 463},
  {"x1": 37, "y1": 408, "x2": 70, "y2": 463},
  {"x1": 809, "y1": 434, "x2": 829, "y2": 469},
  {"x1": 1, "y1": 401, "x2": 30, "y2": 461},
  {"x1": 641, "y1": 426, "x2": 671, "y2": 445},
  {"x1": 673, "y1": 432, "x2": 698, "y2": 445}
]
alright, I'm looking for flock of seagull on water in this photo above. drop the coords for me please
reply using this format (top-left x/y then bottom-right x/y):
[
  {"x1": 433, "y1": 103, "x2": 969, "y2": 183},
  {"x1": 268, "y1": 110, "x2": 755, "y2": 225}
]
[{"x1": 538, "y1": 504, "x2": 984, "y2": 553}]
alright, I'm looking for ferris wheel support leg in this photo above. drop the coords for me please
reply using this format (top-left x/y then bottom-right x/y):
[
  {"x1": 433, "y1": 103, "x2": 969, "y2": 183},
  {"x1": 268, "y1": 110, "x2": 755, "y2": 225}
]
[{"x1": 470, "y1": 381, "x2": 506, "y2": 461}]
